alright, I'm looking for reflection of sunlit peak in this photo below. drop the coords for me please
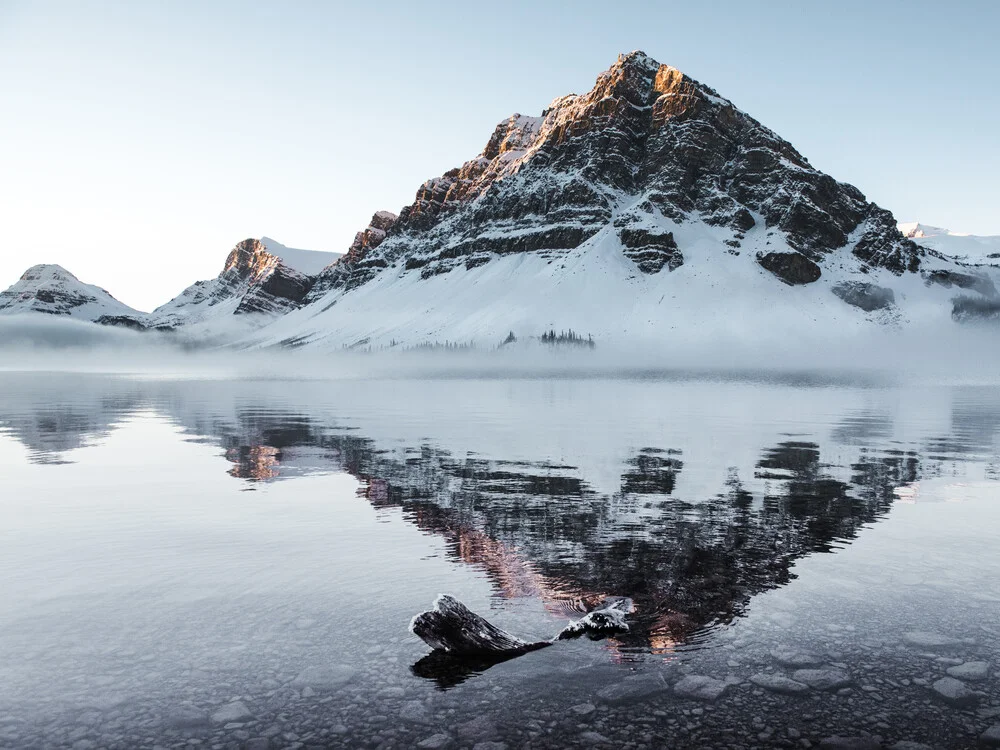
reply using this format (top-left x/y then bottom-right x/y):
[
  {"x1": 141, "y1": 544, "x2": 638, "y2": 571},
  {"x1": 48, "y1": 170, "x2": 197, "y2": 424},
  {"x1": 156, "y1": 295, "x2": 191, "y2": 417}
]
[
  {"x1": 648, "y1": 611, "x2": 692, "y2": 656},
  {"x1": 893, "y1": 482, "x2": 919, "y2": 504},
  {"x1": 226, "y1": 444, "x2": 281, "y2": 480}
]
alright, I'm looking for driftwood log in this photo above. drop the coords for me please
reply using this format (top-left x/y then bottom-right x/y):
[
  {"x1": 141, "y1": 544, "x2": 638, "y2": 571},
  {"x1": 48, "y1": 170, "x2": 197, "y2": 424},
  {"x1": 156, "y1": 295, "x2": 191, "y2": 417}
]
[{"x1": 409, "y1": 594, "x2": 634, "y2": 687}]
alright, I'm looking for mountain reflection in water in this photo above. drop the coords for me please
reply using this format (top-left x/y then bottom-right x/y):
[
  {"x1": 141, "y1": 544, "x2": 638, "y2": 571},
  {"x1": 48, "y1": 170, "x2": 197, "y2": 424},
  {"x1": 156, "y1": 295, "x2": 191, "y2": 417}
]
[{"x1": 1, "y1": 373, "x2": 998, "y2": 665}]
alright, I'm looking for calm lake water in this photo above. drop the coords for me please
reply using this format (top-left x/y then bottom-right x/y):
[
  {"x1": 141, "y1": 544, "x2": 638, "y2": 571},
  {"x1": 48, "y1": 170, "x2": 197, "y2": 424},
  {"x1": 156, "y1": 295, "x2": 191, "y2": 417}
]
[{"x1": 1, "y1": 370, "x2": 998, "y2": 749}]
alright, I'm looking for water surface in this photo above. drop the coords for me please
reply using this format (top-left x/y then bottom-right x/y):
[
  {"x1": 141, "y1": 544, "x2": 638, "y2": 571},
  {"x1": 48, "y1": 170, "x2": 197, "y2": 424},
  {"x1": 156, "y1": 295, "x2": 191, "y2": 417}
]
[{"x1": 1, "y1": 372, "x2": 998, "y2": 749}]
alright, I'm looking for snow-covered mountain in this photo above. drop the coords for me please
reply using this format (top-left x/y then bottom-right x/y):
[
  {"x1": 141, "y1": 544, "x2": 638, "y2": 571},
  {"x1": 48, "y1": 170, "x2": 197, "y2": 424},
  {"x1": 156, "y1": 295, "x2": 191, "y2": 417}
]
[
  {"x1": 244, "y1": 51, "x2": 999, "y2": 351},
  {"x1": 4, "y1": 53, "x2": 998, "y2": 349},
  {"x1": 0, "y1": 264, "x2": 150, "y2": 328},
  {"x1": 148, "y1": 237, "x2": 340, "y2": 338},
  {"x1": 899, "y1": 222, "x2": 1000, "y2": 265}
]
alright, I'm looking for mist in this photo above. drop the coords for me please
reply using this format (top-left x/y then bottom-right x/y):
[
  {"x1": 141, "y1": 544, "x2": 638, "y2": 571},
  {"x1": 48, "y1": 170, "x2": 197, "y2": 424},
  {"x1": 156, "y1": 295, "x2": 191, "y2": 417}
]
[{"x1": 1, "y1": 312, "x2": 999, "y2": 387}]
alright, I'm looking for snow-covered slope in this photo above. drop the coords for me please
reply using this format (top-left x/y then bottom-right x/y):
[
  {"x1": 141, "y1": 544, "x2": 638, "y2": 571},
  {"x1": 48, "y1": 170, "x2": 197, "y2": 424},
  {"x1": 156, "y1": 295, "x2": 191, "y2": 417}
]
[
  {"x1": 150, "y1": 237, "x2": 335, "y2": 339},
  {"x1": 899, "y1": 222, "x2": 1000, "y2": 265},
  {"x1": 243, "y1": 51, "x2": 999, "y2": 351},
  {"x1": 259, "y1": 237, "x2": 340, "y2": 276},
  {"x1": 0, "y1": 265, "x2": 149, "y2": 328}
]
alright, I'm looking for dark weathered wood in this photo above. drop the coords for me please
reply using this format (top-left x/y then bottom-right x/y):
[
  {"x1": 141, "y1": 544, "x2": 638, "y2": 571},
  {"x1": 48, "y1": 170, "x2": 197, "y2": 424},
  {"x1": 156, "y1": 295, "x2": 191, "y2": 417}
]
[
  {"x1": 409, "y1": 594, "x2": 550, "y2": 655},
  {"x1": 555, "y1": 596, "x2": 633, "y2": 640},
  {"x1": 409, "y1": 594, "x2": 634, "y2": 662}
]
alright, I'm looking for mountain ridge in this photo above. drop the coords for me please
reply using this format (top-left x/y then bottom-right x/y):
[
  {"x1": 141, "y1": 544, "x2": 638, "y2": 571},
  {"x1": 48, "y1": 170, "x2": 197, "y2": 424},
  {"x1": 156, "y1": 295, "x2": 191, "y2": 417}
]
[
  {"x1": 242, "y1": 51, "x2": 998, "y2": 350},
  {"x1": 3, "y1": 52, "x2": 998, "y2": 347}
]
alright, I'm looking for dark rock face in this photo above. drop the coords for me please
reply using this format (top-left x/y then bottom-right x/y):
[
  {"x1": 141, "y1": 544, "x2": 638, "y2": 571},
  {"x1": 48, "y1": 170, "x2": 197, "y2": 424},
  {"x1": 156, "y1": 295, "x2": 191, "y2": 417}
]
[
  {"x1": 307, "y1": 212, "x2": 398, "y2": 300},
  {"x1": 151, "y1": 239, "x2": 321, "y2": 326},
  {"x1": 304, "y1": 51, "x2": 926, "y2": 300},
  {"x1": 852, "y1": 206, "x2": 923, "y2": 273},
  {"x1": 220, "y1": 239, "x2": 313, "y2": 315},
  {"x1": 952, "y1": 295, "x2": 1000, "y2": 322},
  {"x1": 618, "y1": 228, "x2": 683, "y2": 273},
  {"x1": 757, "y1": 252, "x2": 822, "y2": 285},
  {"x1": 832, "y1": 282, "x2": 896, "y2": 312},
  {"x1": 94, "y1": 315, "x2": 150, "y2": 331},
  {"x1": 925, "y1": 269, "x2": 997, "y2": 298}
]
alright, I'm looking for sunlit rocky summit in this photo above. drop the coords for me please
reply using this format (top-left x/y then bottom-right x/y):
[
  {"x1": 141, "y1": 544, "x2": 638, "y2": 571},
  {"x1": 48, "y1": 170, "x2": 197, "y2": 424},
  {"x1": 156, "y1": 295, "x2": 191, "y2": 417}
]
[{"x1": 3, "y1": 51, "x2": 999, "y2": 348}]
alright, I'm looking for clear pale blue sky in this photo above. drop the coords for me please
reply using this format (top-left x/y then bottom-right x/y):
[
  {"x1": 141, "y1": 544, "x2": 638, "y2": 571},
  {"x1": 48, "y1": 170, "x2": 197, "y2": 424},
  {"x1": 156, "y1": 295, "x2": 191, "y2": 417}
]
[{"x1": 1, "y1": 0, "x2": 997, "y2": 311}]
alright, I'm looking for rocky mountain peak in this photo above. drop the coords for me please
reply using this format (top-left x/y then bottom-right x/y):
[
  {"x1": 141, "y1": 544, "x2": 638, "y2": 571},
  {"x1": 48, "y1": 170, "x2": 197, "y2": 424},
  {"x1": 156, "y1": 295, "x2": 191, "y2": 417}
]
[
  {"x1": 221, "y1": 238, "x2": 278, "y2": 282},
  {"x1": 299, "y1": 50, "x2": 927, "y2": 300}
]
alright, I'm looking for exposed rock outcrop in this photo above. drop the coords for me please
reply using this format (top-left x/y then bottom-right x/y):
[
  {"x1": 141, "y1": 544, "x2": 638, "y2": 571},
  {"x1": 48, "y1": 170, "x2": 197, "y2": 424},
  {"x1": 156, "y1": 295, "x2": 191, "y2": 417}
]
[
  {"x1": 618, "y1": 227, "x2": 683, "y2": 273},
  {"x1": 924, "y1": 269, "x2": 996, "y2": 298},
  {"x1": 757, "y1": 252, "x2": 822, "y2": 285},
  {"x1": 152, "y1": 238, "x2": 327, "y2": 328},
  {"x1": 832, "y1": 282, "x2": 896, "y2": 312},
  {"x1": 313, "y1": 51, "x2": 926, "y2": 294}
]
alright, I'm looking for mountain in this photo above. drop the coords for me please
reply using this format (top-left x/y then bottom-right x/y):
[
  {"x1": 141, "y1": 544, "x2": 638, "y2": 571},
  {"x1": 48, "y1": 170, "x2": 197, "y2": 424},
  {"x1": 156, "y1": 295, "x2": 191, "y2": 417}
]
[
  {"x1": 4, "y1": 53, "x2": 998, "y2": 349},
  {"x1": 149, "y1": 237, "x2": 340, "y2": 336},
  {"x1": 0, "y1": 236, "x2": 341, "y2": 338},
  {"x1": 0, "y1": 264, "x2": 150, "y2": 329},
  {"x1": 246, "y1": 51, "x2": 998, "y2": 350},
  {"x1": 900, "y1": 222, "x2": 1000, "y2": 265}
]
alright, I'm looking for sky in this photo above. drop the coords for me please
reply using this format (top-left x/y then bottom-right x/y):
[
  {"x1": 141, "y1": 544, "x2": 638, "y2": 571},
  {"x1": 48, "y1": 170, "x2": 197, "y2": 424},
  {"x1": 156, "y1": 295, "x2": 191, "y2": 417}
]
[{"x1": 1, "y1": 0, "x2": 997, "y2": 312}]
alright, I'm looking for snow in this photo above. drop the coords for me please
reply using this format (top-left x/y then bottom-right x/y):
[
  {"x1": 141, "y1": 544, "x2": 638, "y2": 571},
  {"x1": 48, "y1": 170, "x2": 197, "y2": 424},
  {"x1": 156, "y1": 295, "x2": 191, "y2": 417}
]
[
  {"x1": 899, "y1": 222, "x2": 1000, "y2": 264},
  {"x1": 0, "y1": 264, "x2": 147, "y2": 322},
  {"x1": 241, "y1": 197, "x2": 998, "y2": 354},
  {"x1": 259, "y1": 237, "x2": 340, "y2": 276}
]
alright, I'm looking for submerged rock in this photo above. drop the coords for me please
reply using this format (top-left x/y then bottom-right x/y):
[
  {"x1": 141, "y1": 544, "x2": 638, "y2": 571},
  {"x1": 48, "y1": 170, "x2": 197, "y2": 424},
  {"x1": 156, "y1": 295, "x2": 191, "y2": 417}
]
[
  {"x1": 210, "y1": 701, "x2": 252, "y2": 724},
  {"x1": 290, "y1": 664, "x2": 357, "y2": 690},
  {"x1": 902, "y1": 631, "x2": 963, "y2": 650},
  {"x1": 596, "y1": 673, "x2": 666, "y2": 705},
  {"x1": 163, "y1": 705, "x2": 209, "y2": 729},
  {"x1": 418, "y1": 733, "x2": 452, "y2": 749},
  {"x1": 792, "y1": 668, "x2": 852, "y2": 690},
  {"x1": 770, "y1": 645, "x2": 825, "y2": 667},
  {"x1": 400, "y1": 700, "x2": 432, "y2": 724},
  {"x1": 819, "y1": 737, "x2": 882, "y2": 750},
  {"x1": 981, "y1": 724, "x2": 1000, "y2": 747},
  {"x1": 750, "y1": 672, "x2": 810, "y2": 695},
  {"x1": 946, "y1": 661, "x2": 989, "y2": 681},
  {"x1": 930, "y1": 676, "x2": 979, "y2": 707},
  {"x1": 673, "y1": 675, "x2": 730, "y2": 701}
]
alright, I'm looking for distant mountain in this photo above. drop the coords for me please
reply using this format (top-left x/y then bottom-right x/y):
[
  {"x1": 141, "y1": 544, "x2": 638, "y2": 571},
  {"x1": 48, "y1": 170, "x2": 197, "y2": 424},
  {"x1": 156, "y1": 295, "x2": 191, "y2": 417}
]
[
  {"x1": 148, "y1": 238, "x2": 340, "y2": 336},
  {"x1": 5, "y1": 53, "x2": 998, "y2": 349},
  {"x1": 899, "y1": 222, "x2": 1000, "y2": 265},
  {"x1": 0, "y1": 264, "x2": 150, "y2": 329},
  {"x1": 247, "y1": 51, "x2": 999, "y2": 350},
  {"x1": 0, "y1": 237, "x2": 340, "y2": 338}
]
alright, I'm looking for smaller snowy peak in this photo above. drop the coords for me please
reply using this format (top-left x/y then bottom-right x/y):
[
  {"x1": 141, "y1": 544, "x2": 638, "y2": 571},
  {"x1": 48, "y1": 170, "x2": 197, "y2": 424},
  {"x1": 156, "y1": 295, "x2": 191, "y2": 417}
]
[
  {"x1": 18, "y1": 264, "x2": 77, "y2": 283},
  {"x1": 0, "y1": 263, "x2": 147, "y2": 325},
  {"x1": 898, "y1": 222, "x2": 951, "y2": 239},
  {"x1": 259, "y1": 237, "x2": 340, "y2": 276},
  {"x1": 150, "y1": 237, "x2": 330, "y2": 331},
  {"x1": 899, "y1": 222, "x2": 1000, "y2": 264}
]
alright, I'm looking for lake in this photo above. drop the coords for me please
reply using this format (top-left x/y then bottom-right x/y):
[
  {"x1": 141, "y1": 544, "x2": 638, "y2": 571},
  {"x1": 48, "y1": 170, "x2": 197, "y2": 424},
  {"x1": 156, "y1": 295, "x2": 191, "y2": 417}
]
[{"x1": 1, "y1": 370, "x2": 998, "y2": 749}]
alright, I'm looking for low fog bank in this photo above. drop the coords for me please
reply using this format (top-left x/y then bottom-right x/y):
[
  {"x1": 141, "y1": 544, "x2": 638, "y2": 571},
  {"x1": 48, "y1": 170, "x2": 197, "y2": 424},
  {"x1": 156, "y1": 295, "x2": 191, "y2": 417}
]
[{"x1": 1, "y1": 313, "x2": 999, "y2": 385}]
